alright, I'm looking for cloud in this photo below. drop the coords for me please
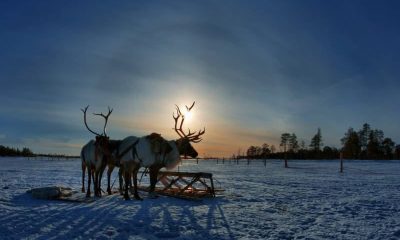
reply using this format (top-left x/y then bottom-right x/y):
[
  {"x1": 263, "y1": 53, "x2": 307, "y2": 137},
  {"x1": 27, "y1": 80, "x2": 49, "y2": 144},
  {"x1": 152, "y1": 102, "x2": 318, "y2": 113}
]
[
  {"x1": 21, "y1": 138, "x2": 84, "y2": 155},
  {"x1": 1, "y1": 1, "x2": 400, "y2": 157}
]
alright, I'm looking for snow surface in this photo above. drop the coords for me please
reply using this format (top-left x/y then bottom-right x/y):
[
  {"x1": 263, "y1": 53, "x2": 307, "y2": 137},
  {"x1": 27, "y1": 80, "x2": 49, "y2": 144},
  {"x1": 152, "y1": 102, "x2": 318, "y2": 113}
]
[{"x1": 1, "y1": 157, "x2": 400, "y2": 240}]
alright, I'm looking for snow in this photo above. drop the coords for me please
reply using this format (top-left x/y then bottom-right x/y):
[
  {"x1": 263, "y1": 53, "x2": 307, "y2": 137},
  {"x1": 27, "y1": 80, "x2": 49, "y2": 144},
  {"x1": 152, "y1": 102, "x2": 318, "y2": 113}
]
[{"x1": 1, "y1": 157, "x2": 400, "y2": 239}]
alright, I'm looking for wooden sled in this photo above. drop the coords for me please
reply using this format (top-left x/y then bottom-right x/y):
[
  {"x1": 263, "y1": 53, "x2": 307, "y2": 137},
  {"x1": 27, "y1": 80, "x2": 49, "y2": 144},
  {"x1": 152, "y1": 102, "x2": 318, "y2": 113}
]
[{"x1": 138, "y1": 171, "x2": 224, "y2": 200}]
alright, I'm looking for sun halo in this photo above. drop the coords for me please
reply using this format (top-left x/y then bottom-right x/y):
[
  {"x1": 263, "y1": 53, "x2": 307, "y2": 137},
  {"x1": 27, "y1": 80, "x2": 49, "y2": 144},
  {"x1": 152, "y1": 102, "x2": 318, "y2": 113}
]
[{"x1": 183, "y1": 109, "x2": 193, "y2": 121}]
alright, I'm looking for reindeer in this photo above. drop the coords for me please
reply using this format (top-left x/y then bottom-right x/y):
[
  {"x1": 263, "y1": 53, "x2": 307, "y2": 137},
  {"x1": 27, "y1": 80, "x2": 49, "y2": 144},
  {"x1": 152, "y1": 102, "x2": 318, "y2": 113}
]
[
  {"x1": 118, "y1": 102, "x2": 205, "y2": 200},
  {"x1": 80, "y1": 106, "x2": 114, "y2": 197}
]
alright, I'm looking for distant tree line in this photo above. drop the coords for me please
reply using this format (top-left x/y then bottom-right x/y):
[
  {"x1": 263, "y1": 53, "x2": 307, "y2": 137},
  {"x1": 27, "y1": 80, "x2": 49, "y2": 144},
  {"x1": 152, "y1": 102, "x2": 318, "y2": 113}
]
[
  {"x1": 0, "y1": 144, "x2": 80, "y2": 159},
  {"x1": 245, "y1": 123, "x2": 400, "y2": 160},
  {"x1": 341, "y1": 123, "x2": 400, "y2": 159},
  {"x1": 0, "y1": 145, "x2": 34, "y2": 157},
  {"x1": 245, "y1": 128, "x2": 339, "y2": 159}
]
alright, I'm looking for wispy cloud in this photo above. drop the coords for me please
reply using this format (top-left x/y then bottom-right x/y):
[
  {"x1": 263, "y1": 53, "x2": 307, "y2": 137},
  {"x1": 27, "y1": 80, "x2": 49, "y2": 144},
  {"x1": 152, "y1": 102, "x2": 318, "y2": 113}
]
[{"x1": 22, "y1": 138, "x2": 84, "y2": 155}]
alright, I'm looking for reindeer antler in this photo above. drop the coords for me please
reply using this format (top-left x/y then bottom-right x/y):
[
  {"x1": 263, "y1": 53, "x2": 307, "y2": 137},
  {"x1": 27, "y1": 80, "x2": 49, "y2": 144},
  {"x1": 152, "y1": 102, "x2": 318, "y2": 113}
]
[
  {"x1": 81, "y1": 105, "x2": 102, "y2": 136},
  {"x1": 173, "y1": 102, "x2": 205, "y2": 142},
  {"x1": 93, "y1": 106, "x2": 113, "y2": 136},
  {"x1": 173, "y1": 105, "x2": 184, "y2": 138},
  {"x1": 81, "y1": 105, "x2": 113, "y2": 137},
  {"x1": 185, "y1": 101, "x2": 195, "y2": 112}
]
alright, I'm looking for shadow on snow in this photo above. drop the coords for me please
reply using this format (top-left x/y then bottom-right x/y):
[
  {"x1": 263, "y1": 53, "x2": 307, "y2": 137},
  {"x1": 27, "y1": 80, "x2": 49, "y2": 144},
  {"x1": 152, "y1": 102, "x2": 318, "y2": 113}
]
[{"x1": 0, "y1": 192, "x2": 235, "y2": 239}]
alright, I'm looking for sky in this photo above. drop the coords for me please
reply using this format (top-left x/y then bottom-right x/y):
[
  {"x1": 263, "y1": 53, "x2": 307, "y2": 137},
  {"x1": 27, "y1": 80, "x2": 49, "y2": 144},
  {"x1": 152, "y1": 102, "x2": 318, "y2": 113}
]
[{"x1": 1, "y1": 0, "x2": 400, "y2": 157}]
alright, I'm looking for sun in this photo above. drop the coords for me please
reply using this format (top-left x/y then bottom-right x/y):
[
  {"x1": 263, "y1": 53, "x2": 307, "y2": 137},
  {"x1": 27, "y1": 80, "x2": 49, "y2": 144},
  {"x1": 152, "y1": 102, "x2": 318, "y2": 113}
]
[{"x1": 184, "y1": 109, "x2": 193, "y2": 121}]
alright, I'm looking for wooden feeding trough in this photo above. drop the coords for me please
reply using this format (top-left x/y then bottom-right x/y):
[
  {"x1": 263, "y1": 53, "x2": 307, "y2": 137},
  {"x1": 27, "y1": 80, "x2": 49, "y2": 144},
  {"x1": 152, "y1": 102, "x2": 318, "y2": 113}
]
[{"x1": 138, "y1": 171, "x2": 223, "y2": 200}]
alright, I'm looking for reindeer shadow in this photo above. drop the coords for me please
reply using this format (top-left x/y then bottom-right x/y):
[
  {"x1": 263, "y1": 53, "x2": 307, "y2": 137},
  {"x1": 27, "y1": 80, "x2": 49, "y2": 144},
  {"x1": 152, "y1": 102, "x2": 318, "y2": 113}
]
[
  {"x1": 129, "y1": 195, "x2": 235, "y2": 239},
  {"x1": 1, "y1": 192, "x2": 235, "y2": 239},
  {"x1": 2, "y1": 193, "x2": 126, "y2": 239}
]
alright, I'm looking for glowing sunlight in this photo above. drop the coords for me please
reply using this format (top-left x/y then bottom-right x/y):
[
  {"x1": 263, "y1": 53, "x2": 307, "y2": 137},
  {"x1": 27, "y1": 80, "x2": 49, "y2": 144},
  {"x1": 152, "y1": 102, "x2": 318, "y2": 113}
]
[{"x1": 183, "y1": 108, "x2": 193, "y2": 121}]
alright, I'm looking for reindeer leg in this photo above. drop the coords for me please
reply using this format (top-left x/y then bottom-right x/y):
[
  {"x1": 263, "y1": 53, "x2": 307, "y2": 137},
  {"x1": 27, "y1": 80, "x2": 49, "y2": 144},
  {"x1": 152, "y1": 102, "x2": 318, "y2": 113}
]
[
  {"x1": 107, "y1": 165, "x2": 114, "y2": 195},
  {"x1": 133, "y1": 167, "x2": 142, "y2": 200},
  {"x1": 148, "y1": 166, "x2": 159, "y2": 199},
  {"x1": 98, "y1": 168, "x2": 104, "y2": 197},
  {"x1": 118, "y1": 167, "x2": 123, "y2": 195},
  {"x1": 129, "y1": 173, "x2": 133, "y2": 189},
  {"x1": 86, "y1": 167, "x2": 91, "y2": 198},
  {"x1": 149, "y1": 166, "x2": 158, "y2": 192},
  {"x1": 82, "y1": 162, "x2": 86, "y2": 193},
  {"x1": 124, "y1": 171, "x2": 131, "y2": 200},
  {"x1": 91, "y1": 171, "x2": 95, "y2": 190},
  {"x1": 95, "y1": 171, "x2": 100, "y2": 197},
  {"x1": 93, "y1": 170, "x2": 97, "y2": 197}
]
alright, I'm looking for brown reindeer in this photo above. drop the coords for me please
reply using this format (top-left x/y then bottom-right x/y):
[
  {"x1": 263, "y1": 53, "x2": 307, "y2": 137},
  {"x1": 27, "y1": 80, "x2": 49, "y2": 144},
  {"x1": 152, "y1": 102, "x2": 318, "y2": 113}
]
[{"x1": 80, "y1": 106, "x2": 114, "y2": 197}]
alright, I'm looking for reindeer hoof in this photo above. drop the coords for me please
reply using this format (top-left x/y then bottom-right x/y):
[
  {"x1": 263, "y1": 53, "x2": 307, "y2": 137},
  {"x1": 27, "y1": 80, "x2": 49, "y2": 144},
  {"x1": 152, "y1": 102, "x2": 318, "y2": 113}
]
[
  {"x1": 124, "y1": 195, "x2": 130, "y2": 200},
  {"x1": 148, "y1": 192, "x2": 159, "y2": 199},
  {"x1": 134, "y1": 195, "x2": 143, "y2": 201},
  {"x1": 85, "y1": 193, "x2": 91, "y2": 198}
]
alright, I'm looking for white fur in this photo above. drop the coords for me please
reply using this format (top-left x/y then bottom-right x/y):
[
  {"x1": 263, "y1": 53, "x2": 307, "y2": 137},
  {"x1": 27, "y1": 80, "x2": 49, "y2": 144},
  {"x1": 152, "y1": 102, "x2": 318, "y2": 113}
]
[
  {"x1": 163, "y1": 140, "x2": 181, "y2": 170},
  {"x1": 81, "y1": 139, "x2": 107, "y2": 195},
  {"x1": 81, "y1": 140, "x2": 105, "y2": 171},
  {"x1": 119, "y1": 136, "x2": 181, "y2": 170}
]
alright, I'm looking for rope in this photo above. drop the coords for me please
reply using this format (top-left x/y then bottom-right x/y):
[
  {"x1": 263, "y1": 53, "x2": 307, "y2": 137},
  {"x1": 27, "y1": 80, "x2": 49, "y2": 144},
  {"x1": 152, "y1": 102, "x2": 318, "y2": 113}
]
[{"x1": 117, "y1": 139, "x2": 140, "y2": 160}]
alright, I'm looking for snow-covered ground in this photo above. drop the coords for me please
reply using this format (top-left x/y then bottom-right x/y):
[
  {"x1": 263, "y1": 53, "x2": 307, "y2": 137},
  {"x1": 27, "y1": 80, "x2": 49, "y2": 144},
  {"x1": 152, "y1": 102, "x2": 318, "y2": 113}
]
[{"x1": 0, "y1": 157, "x2": 400, "y2": 240}]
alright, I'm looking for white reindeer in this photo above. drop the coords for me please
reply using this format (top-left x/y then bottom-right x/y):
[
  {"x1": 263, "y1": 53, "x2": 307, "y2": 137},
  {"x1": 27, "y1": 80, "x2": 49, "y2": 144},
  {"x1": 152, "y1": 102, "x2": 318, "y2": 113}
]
[
  {"x1": 118, "y1": 102, "x2": 205, "y2": 200},
  {"x1": 80, "y1": 106, "x2": 114, "y2": 197}
]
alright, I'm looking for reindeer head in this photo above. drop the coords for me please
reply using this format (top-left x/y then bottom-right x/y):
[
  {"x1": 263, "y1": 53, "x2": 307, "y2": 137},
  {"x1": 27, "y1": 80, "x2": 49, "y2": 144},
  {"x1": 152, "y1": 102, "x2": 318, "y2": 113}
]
[
  {"x1": 81, "y1": 106, "x2": 114, "y2": 159},
  {"x1": 173, "y1": 102, "x2": 205, "y2": 158},
  {"x1": 175, "y1": 138, "x2": 198, "y2": 158}
]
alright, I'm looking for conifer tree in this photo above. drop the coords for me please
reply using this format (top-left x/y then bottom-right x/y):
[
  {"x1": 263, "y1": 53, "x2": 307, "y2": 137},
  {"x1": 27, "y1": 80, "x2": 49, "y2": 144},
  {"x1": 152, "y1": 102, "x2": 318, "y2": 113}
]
[
  {"x1": 280, "y1": 133, "x2": 291, "y2": 153},
  {"x1": 289, "y1": 133, "x2": 299, "y2": 152},
  {"x1": 342, "y1": 128, "x2": 361, "y2": 159},
  {"x1": 310, "y1": 128, "x2": 323, "y2": 152}
]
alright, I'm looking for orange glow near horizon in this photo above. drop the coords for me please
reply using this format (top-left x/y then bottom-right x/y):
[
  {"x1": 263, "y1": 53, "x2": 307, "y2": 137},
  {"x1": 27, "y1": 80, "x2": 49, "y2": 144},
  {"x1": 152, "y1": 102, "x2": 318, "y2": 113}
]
[{"x1": 102, "y1": 100, "x2": 281, "y2": 158}]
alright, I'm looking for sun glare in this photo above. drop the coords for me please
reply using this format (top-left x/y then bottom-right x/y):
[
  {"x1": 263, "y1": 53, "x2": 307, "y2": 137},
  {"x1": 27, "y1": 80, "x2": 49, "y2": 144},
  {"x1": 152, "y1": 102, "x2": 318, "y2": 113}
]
[{"x1": 184, "y1": 109, "x2": 193, "y2": 121}]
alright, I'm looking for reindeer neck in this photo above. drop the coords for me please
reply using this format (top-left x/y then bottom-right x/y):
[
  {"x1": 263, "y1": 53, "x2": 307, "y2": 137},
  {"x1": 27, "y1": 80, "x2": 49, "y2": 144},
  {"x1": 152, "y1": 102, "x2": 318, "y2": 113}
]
[{"x1": 163, "y1": 141, "x2": 180, "y2": 170}]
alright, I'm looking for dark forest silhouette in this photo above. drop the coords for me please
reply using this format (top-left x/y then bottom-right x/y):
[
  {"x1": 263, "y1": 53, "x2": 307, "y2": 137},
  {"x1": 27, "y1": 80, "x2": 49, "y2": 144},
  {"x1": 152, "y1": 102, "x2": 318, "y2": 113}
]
[
  {"x1": 0, "y1": 145, "x2": 78, "y2": 159},
  {"x1": 245, "y1": 123, "x2": 400, "y2": 160},
  {"x1": 0, "y1": 145, "x2": 34, "y2": 157}
]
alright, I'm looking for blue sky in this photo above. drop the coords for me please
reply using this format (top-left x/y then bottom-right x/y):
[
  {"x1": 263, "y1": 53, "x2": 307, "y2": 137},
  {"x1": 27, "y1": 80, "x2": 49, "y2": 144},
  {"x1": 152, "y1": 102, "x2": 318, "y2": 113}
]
[{"x1": 1, "y1": 1, "x2": 400, "y2": 156}]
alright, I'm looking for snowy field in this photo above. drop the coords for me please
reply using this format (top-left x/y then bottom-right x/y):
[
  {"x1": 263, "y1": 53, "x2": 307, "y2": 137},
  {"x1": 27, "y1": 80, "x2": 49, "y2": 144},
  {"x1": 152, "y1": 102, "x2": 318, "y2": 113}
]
[{"x1": 0, "y1": 157, "x2": 400, "y2": 240}]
